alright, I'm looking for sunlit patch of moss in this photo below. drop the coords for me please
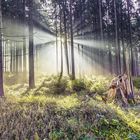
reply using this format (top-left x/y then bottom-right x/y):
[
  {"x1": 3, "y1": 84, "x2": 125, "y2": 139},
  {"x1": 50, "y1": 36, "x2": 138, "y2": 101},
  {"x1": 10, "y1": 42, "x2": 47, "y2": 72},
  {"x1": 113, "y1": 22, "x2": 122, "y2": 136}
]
[
  {"x1": 108, "y1": 103, "x2": 140, "y2": 133},
  {"x1": 88, "y1": 77, "x2": 109, "y2": 94},
  {"x1": 16, "y1": 93, "x2": 80, "y2": 109},
  {"x1": 17, "y1": 95, "x2": 48, "y2": 106},
  {"x1": 57, "y1": 94, "x2": 80, "y2": 109}
]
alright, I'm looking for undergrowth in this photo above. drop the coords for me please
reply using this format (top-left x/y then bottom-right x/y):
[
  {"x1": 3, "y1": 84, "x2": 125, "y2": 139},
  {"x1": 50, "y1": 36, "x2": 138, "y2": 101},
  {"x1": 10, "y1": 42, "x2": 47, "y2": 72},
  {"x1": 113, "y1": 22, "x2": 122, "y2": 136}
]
[{"x1": 0, "y1": 75, "x2": 140, "y2": 140}]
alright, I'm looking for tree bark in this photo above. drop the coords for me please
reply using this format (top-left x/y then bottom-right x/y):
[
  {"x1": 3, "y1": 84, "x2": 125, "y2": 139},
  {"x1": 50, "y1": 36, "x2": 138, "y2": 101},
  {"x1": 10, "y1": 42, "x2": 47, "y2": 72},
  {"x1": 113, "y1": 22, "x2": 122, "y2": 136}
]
[
  {"x1": 55, "y1": 4, "x2": 58, "y2": 74},
  {"x1": 114, "y1": 0, "x2": 121, "y2": 74},
  {"x1": 70, "y1": 0, "x2": 75, "y2": 80},
  {"x1": 23, "y1": 0, "x2": 27, "y2": 76},
  {"x1": 0, "y1": 0, "x2": 4, "y2": 96},
  {"x1": 59, "y1": 6, "x2": 63, "y2": 81},
  {"x1": 23, "y1": 38, "x2": 27, "y2": 74},
  {"x1": 10, "y1": 42, "x2": 13, "y2": 72},
  {"x1": 99, "y1": 0, "x2": 104, "y2": 74},
  {"x1": 126, "y1": 0, "x2": 134, "y2": 76},
  {"x1": 13, "y1": 43, "x2": 16, "y2": 73},
  {"x1": 28, "y1": 0, "x2": 35, "y2": 88},
  {"x1": 63, "y1": 0, "x2": 70, "y2": 75},
  {"x1": 19, "y1": 48, "x2": 22, "y2": 72},
  {"x1": 16, "y1": 44, "x2": 19, "y2": 73}
]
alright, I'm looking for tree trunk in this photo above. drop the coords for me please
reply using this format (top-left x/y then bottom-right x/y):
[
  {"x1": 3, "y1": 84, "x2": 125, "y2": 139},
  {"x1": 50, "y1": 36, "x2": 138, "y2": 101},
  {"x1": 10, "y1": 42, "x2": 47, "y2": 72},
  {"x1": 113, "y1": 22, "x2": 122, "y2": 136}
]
[
  {"x1": 13, "y1": 43, "x2": 16, "y2": 72},
  {"x1": 23, "y1": 0, "x2": 27, "y2": 76},
  {"x1": 55, "y1": 4, "x2": 58, "y2": 74},
  {"x1": 99, "y1": 0, "x2": 103, "y2": 45},
  {"x1": 114, "y1": 0, "x2": 121, "y2": 74},
  {"x1": 63, "y1": 0, "x2": 70, "y2": 75},
  {"x1": 70, "y1": 0, "x2": 75, "y2": 80},
  {"x1": 23, "y1": 38, "x2": 27, "y2": 74},
  {"x1": 19, "y1": 48, "x2": 22, "y2": 72},
  {"x1": 59, "y1": 6, "x2": 63, "y2": 81},
  {"x1": 16, "y1": 44, "x2": 19, "y2": 73},
  {"x1": 134, "y1": 48, "x2": 138, "y2": 76},
  {"x1": 0, "y1": 0, "x2": 4, "y2": 96},
  {"x1": 4, "y1": 42, "x2": 7, "y2": 72},
  {"x1": 28, "y1": 0, "x2": 35, "y2": 88},
  {"x1": 10, "y1": 42, "x2": 13, "y2": 72},
  {"x1": 99, "y1": 0, "x2": 104, "y2": 74},
  {"x1": 126, "y1": 0, "x2": 134, "y2": 76}
]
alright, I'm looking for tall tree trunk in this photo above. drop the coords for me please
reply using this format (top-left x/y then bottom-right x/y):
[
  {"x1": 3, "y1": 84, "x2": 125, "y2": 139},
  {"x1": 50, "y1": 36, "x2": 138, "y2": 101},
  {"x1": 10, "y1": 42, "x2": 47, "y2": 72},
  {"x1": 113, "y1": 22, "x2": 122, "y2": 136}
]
[
  {"x1": 106, "y1": 0, "x2": 112, "y2": 74},
  {"x1": 80, "y1": 0, "x2": 83, "y2": 36},
  {"x1": 134, "y1": 47, "x2": 138, "y2": 76},
  {"x1": 70, "y1": 0, "x2": 75, "y2": 80},
  {"x1": 23, "y1": 38, "x2": 27, "y2": 74},
  {"x1": 10, "y1": 42, "x2": 13, "y2": 72},
  {"x1": 23, "y1": 0, "x2": 27, "y2": 76},
  {"x1": 60, "y1": 40, "x2": 63, "y2": 79},
  {"x1": 99, "y1": 0, "x2": 105, "y2": 74},
  {"x1": 55, "y1": 31, "x2": 58, "y2": 74},
  {"x1": 107, "y1": 31, "x2": 113, "y2": 74},
  {"x1": 126, "y1": 0, "x2": 134, "y2": 76},
  {"x1": 59, "y1": 7, "x2": 63, "y2": 81},
  {"x1": 16, "y1": 44, "x2": 19, "y2": 73},
  {"x1": 120, "y1": 0, "x2": 126, "y2": 73},
  {"x1": 13, "y1": 43, "x2": 16, "y2": 73},
  {"x1": 63, "y1": 0, "x2": 70, "y2": 75},
  {"x1": 29, "y1": 0, "x2": 35, "y2": 88},
  {"x1": 114, "y1": 0, "x2": 121, "y2": 74},
  {"x1": 99, "y1": 0, "x2": 103, "y2": 46},
  {"x1": 19, "y1": 48, "x2": 22, "y2": 72},
  {"x1": 11, "y1": 43, "x2": 14, "y2": 73},
  {"x1": 96, "y1": 0, "x2": 101, "y2": 74},
  {"x1": 0, "y1": 0, "x2": 4, "y2": 96},
  {"x1": 55, "y1": 4, "x2": 58, "y2": 74},
  {"x1": 4, "y1": 42, "x2": 7, "y2": 72}
]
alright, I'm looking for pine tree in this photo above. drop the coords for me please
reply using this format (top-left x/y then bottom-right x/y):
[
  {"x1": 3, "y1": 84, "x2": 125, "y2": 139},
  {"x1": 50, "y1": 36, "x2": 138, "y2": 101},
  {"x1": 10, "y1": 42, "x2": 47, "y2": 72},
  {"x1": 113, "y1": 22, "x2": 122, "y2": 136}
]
[
  {"x1": 0, "y1": 0, "x2": 4, "y2": 97},
  {"x1": 29, "y1": 0, "x2": 35, "y2": 88}
]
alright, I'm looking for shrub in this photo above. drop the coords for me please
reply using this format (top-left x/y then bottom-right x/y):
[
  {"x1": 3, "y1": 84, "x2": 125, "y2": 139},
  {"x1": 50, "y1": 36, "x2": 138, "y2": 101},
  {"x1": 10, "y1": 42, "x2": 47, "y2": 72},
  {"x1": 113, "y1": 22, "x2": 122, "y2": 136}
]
[
  {"x1": 49, "y1": 130, "x2": 65, "y2": 140},
  {"x1": 52, "y1": 78, "x2": 68, "y2": 94},
  {"x1": 88, "y1": 77, "x2": 109, "y2": 94},
  {"x1": 71, "y1": 79, "x2": 86, "y2": 92}
]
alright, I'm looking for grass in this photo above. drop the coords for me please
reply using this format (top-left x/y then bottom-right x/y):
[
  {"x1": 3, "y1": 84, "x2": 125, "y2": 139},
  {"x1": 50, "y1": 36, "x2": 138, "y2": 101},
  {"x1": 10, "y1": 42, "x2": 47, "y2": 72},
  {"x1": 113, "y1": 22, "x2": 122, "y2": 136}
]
[{"x1": 1, "y1": 75, "x2": 140, "y2": 140}]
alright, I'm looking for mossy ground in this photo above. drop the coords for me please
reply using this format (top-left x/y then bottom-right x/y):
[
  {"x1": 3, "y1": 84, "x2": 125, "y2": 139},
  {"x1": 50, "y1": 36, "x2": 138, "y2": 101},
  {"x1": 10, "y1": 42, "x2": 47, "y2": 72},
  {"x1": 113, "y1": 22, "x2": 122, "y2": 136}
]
[{"x1": 1, "y1": 75, "x2": 140, "y2": 140}]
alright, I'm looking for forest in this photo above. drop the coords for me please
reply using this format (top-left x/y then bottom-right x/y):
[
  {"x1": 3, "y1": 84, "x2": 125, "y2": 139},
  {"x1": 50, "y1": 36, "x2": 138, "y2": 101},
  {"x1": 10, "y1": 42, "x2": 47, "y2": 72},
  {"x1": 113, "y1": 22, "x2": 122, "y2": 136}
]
[{"x1": 0, "y1": 0, "x2": 140, "y2": 139}]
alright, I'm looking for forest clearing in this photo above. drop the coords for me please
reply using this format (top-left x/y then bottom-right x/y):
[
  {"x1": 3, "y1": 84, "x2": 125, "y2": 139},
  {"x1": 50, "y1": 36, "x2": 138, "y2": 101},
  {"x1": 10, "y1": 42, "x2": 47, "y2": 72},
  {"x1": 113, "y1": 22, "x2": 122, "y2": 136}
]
[{"x1": 0, "y1": 0, "x2": 140, "y2": 139}]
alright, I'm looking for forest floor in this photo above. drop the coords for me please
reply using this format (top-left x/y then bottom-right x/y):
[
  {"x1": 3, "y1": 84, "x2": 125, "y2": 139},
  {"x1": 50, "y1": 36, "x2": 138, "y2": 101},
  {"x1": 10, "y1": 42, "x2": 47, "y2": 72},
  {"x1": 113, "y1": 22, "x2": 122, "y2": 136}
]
[{"x1": 1, "y1": 75, "x2": 140, "y2": 140}]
